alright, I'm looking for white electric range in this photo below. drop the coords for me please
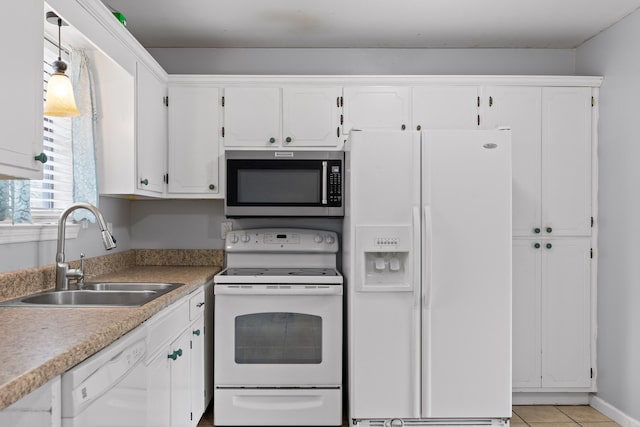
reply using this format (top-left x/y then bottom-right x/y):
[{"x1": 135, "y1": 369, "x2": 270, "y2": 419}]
[{"x1": 213, "y1": 228, "x2": 343, "y2": 426}]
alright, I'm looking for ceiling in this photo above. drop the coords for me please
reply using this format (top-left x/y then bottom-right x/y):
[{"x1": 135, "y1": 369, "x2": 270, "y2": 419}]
[{"x1": 100, "y1": 0, "x2": 640, "y2": 49}]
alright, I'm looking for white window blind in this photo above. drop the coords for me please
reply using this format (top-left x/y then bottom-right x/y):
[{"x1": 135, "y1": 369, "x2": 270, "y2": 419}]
[{"x1": 32, "y1": 40, "x2": 74, "y2": 220}]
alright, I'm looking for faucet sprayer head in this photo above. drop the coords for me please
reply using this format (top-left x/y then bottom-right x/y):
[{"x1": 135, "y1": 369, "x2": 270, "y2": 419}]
[{"x1": 101, "y1": 230, "x2": 117, "y2": 250}]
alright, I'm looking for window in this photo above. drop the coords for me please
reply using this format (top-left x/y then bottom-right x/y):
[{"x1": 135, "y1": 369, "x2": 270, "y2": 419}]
[{"x1": 32, "y1": 39, "x2": 74, "y2": 222}]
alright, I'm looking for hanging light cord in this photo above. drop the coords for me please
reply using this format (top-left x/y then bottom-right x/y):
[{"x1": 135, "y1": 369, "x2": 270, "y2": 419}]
[{"x1": 57, "y1": 18, "x2": 62, "y2": 62}]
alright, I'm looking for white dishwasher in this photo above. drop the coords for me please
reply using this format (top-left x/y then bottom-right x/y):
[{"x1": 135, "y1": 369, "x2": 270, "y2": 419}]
[{"x1": 61, "y1": 325, "x2": 147, "y2": 427}]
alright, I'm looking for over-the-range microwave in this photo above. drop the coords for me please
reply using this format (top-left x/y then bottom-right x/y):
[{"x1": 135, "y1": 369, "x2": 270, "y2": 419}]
[{"x1": 224, "y1": 150, "x2": 344, "y2": 217}]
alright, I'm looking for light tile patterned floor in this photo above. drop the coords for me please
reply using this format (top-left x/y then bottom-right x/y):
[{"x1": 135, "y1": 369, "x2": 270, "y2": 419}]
[
  {"x1": 513, "y1": 405, "x2": 619, "y2": 427},
  {"x1": 198, "y1": 404, "x2": 617, "y2": 426}
]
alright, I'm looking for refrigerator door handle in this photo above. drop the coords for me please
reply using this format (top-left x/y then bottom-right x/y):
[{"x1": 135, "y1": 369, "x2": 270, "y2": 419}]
[
  {"x1": 423, "y1": 205, "x2": 433, "y2": 309},
  {"x1": 412, "y1": 206, "x2": 421, "y2": 415}
]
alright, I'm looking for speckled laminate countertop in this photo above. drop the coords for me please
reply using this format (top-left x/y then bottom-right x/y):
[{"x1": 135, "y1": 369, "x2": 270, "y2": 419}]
[{"x1": 0, "y1": 264, "x2": 221, "y2": 410}]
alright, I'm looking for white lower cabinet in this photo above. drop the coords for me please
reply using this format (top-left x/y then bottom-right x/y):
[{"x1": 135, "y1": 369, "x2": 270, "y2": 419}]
[
  {"x1": 146, "y1": 287, "x2": 209, "y2": 427},
  {"x1": 190, "y1": 316, "x2": 206, "y2": 423},
  {"x1": 0, "y1": 377, "x2": 61, "y2": 427},
  {"x1": 513, "y1": 238, "x2": 593, "y2": 391}
]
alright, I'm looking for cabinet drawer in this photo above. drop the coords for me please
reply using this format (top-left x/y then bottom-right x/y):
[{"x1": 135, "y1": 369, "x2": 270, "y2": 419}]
[
  {"x1": 189, "y1": 289, "x2": 206, "y2": 320},
  {"x1": 147, "y1": 299, "x2": 189, "y2": 357}
]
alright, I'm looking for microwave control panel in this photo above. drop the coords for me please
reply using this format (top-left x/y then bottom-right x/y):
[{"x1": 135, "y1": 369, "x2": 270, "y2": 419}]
[{"x1": 327, "y1": 161, "x2": 342, "y2": 206}]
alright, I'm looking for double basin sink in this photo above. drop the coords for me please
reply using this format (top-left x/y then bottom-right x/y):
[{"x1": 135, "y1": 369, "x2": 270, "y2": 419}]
[{"x1": 0, "y1": 282, "x2": 183, "y2": 307}]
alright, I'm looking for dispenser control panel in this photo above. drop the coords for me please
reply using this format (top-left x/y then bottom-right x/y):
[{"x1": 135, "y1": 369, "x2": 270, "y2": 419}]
[{"x1": 355, "y1": 225, "x2": 413, "y2": 292}]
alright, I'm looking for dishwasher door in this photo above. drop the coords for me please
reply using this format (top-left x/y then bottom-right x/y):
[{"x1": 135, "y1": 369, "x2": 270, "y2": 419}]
[{"x1": 61, "y1": 326, "x2": 147, "y2": 427}]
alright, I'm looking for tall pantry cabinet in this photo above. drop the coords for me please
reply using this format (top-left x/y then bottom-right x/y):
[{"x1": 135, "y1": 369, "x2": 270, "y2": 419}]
[{"x1": 483, "y1": 86, "x2": 596, "y2": 393}]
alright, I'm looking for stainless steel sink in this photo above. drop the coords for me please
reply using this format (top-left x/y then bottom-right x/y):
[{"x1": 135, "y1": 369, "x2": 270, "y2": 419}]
[
  {"x1": 82, "y1": 282, "x2": 181, "y2": 292},
  {"x1": 0, "y1": 282, "x2": 183, "y2": 307}
]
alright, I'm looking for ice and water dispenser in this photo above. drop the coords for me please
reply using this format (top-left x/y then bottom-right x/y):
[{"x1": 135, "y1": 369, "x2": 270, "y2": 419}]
[{"x1": 355, "y1": 225, "x2": 413, "y2": 292}]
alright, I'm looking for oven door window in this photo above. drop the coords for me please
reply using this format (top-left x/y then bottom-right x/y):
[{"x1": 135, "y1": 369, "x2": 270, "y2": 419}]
[
  {"x1": 227, "y1": 160, "x2": 322, "y2": 206},
  {"x1": 235, "y1": 312, "x2": 322, "y2": 364}
]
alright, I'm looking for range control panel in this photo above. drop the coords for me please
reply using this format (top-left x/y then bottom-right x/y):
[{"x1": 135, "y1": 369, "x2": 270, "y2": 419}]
[{"x1": 225, "y1": 228, "x2": 339, "y2": 253}]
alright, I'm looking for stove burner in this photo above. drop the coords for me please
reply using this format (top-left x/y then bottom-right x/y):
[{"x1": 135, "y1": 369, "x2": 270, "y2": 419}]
[
  {"x1": 287, "y1": 269, "x2": 329, "y2": 276},
  {"x1": 229, "y1": 268, "x2": 269, "y2": 275}
]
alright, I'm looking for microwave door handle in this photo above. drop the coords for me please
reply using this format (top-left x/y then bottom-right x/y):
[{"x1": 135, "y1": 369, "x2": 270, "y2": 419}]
[{"x1": 322, "y1": 161, "x2": 328, "y2": 205}]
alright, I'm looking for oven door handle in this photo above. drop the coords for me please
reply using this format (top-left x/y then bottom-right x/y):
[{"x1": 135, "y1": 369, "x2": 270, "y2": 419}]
[{"x1": 214, "y1": 285, "x2": 342, "y2": 296}]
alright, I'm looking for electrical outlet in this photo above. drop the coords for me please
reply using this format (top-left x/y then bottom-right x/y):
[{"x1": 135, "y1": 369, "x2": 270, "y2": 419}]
[{"x1": 221, "y1": 221, "x2": 233, "y2": 239}]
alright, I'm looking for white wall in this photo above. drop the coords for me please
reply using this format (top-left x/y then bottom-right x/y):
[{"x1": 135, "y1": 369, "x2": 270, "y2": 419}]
[
  {"x1": 576, "y1": 9, "x2": 640, "y2": 422},
  {"x1": 148, "y1": 48, "x2": 576, "y2": 75},
  {"x1": 0, "y1": 196, "x2": 131, "y2": 273},
  {"x1": 129, "y1": 199, "x2": 342, "y2": 249}
]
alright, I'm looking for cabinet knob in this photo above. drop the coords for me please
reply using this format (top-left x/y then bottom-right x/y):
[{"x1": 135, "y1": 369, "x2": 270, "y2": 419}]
[
  {"x1": 140, "y1": 178, "x2": 149, "y2": 186},
  {"x1": 546, "y1": 243, "x2": 553, "y2": 249},
  {"x1": 285, "y1": 137, "x2": 292, "y2": 143},
  {"x1": 34, "y1": 152, "x2": 48, "y2": 164},
  {"x1": 168, "y1": 351, "x2": 178, "y2": 360},
  {"x1": 269, "y1": 137, "x2": 276, "y2": 144},
  {"x1": 196, "y1": 301, "x2": 205, "y2": 307},
  {"x1": 546, "y1": 227, "x2": 553, "y2": 233},
  {"x1": 193, "y1": 329, "x2": 201, "y2": 336},
  {"x1": 401, "y1": 124, "x2": 406, "y2": 130},
  {"x1": 534, "y1": 243, "x2": 541, "y2": 249},
  {"x1": 533, "y1": 228, "x2": 541, "y2": 234},
  {"x1": 209, "y1": 184, "x2": 216, "y2": 190},
  {"x1": 416, "y1": 125, "x2": 422, "y2": 131}
]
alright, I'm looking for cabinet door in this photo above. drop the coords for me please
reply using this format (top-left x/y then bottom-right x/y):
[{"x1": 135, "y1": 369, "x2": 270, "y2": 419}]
[
  {"x1": 484, "y1": 87, "x2": 543, "y2": 237},
  {"x1": 136, "y1": 62, "x2": 167, "y2": 194},
  {"x1": 170, "y1": 329, "x2": 192, "y2": 427},
  {"x1": 512, "y1": 239, "x2": 542, "y2": 388},
  {"x1": 282, "y1": 87, "x2": 341, "y2": 147},
  {"x1": 412, "y1": 86, "x2": 478, "y2": 130},
  {"x1": 224, "y1": 87, "x2": 280, "y2": 147},
  {"x1": 147, "y1": 347, "x2": 171, "y2": 427},
  {"x1": 541, "y1": 238, "x2": 591, "y2": 388},
  {"x1": 167, "y1": 85, "x2": 220, "y2": 195},
  {"x1": 190, "y1": 316, "x2": 206, "y2": 425},
  {"x1": 343, "y1": 86, "x2": 410, "y2": 133},
  {"x1": 0, "y1": 1, "x2": 43, "y2": 179},
  {"x1": 542, "y1": 88, "x2": 592, "y2": 236},
  {"x1": 204, "y1": 282, "x2": 214, "y2": 407}
]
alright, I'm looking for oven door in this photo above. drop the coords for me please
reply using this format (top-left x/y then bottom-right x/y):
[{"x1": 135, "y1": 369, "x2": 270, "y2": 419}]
[{"x1": 214, "y1": 284, "x2": 342, "y2": 386}]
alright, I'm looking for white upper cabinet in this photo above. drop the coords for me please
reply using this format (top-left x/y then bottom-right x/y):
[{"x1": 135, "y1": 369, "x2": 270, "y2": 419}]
[
  {"x1": 223, "y1": 86, "x2": 341, "y2": 148},
  {"x1": 0, "y1": 1, "x2": 44, "y2": 179},
  {"x1": 282, "y1": 87, "x2": 341, "y2": 147},
  {"x1": 136, "y1": 62, "x2": 167, "y2": 195},
  {"x1": 223, "y1": 87, "x2": 280, "y2": 147},
  {"x1": 412, "y1": 86, "x2": 479, "y2": 130},
  {"x1": 542, "y1": 87, "x2": 593, "y2": 237},
  {"x1": 343, "y1": 86, "x2": 410, "y2": 133},
  {"x1": 483, "y1": 86, "x2": 543, "y2": 236},
  {"x1": 483, "y1": 86, "x2": 592, "y2": 237},
  {"x1": 167, "y1": 85, "x2": 221, "y2": 197}
]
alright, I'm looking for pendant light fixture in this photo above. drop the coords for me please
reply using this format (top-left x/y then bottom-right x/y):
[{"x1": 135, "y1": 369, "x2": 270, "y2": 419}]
[{"x1": 44, "y1": 12, "x2": 80, "y2": 117}]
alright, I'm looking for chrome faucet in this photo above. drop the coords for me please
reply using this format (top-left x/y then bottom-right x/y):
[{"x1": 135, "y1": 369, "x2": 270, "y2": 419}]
[{"x1": 55, "y1": 202, "x2": 116, "y2": 291}]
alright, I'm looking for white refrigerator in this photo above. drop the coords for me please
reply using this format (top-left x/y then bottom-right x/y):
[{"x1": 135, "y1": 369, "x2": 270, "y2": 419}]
[{"x1": 344, "y1": 130, "x2": 512, "y2": 426}]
